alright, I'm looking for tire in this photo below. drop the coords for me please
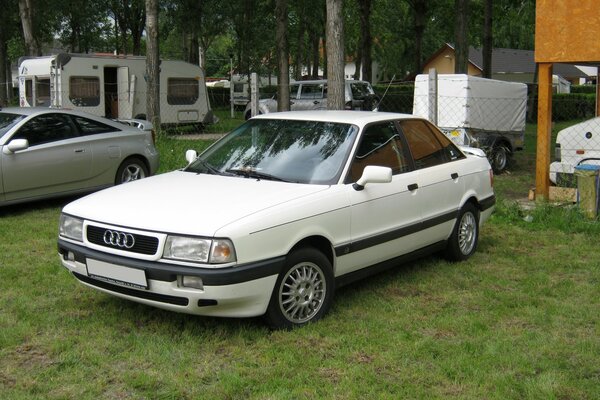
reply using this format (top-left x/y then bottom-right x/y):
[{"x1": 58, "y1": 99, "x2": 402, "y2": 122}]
[
  {"x1": 264, "y1": 247, "x2": 334, "y2": 329},
  {"x1": 491, "y1": 145, "x2": 510, "y2": 174},
  {"x1": 445, "y1": 203, "x2": 480, "y2": 262},
  {"x1": 115, "y1": 157, "x2": 149, "y2": 185}
]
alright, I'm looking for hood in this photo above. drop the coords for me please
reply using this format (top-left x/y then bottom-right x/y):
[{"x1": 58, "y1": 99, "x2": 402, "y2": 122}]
[{"x1": 63, "y1": 171, "x2": 329, "y2": 236}]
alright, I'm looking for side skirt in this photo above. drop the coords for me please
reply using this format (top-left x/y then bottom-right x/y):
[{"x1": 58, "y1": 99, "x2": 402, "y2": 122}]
[{"x1": 334, "y1": 241, "x2": 447, "y2": 288}]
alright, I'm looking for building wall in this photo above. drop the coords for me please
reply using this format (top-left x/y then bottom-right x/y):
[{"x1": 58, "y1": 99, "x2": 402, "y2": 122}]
[{"x1": 422, "y1": 47, "x2": 481, "y2": 76}]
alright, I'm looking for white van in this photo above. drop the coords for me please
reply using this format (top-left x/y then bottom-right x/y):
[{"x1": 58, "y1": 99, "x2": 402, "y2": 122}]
[
  {"x1": 18, "y1": 53, "x2": 214, "y2": 125},
  {"x1": 550, "y1": 117, "x2": 600, "y2": 186}
]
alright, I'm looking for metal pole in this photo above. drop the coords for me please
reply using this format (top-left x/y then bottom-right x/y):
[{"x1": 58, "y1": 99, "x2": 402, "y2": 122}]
[
  {"x1": 229, "y1": 55, "x2": 234, "y2": 118},
  {"x1": 428, "y1": 68, "x2": 438, "y2": 125},
  {"x1": 250, "y1": 72, "x2": 259, "y2": 118}
]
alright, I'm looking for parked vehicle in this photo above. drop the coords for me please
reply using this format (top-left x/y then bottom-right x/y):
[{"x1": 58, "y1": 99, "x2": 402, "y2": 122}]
[
  {"x1": 58, "y1": 111, "x2": 495, "y2": 329},
  {"x1": 18, "y1": 53, "x2": 215, "y2": 126},
  {"x1": 0, "y1": 107, "x2": 159, "y2": 206},
  {"x1": 413, "y1": 74, "x2": 527, "y2": 173},
  {"x1": 550, "y1": 116, "x2": 600, "y2": 186},
  {"x1": 244, "y1": 79, "x2": 379, "y2": 119}
]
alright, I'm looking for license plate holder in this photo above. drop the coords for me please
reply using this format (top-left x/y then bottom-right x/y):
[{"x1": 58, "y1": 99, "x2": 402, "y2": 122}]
[{"x1": 86, "y1": 259, "x2": 148, "y2": 290}]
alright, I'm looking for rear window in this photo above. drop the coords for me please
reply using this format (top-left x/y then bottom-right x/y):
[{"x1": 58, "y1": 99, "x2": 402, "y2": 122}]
[{"x1": 350, "y1": 82, "x2": 374, "y2": 100}]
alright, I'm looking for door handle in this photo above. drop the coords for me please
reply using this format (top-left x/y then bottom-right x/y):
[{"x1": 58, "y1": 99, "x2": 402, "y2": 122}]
[
  {"x1": 408, "y1": 183, "x2": 418, "y2": 191},
  {"x1": 451, "y1": 173, "x2": 459, "y2": 179},
  {"x1": 74, "y1": 149, "x2": 86, "y2": 153},
  {"x1": 313, "y1": 100, "x2": 320, "y2": 104}
]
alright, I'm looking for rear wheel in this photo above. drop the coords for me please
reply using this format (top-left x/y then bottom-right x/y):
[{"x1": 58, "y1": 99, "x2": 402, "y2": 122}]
[
  {"x1": 445, "y1": 203, "x2": 480, "y2": 261},
  {"x1": 264, "y1": 247, "x2": 334, "y2": 329},
  {"x1": 491, "y1": 145, "x2": 510, "y2": 173},
  {"x1": 115, "y1": 157, "x2": 149, "y2": 184}
]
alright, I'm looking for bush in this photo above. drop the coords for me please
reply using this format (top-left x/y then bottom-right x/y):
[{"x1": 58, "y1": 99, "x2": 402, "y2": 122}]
[{"x1": 571, "y1": 85, "x2": 597, "y2": 94}]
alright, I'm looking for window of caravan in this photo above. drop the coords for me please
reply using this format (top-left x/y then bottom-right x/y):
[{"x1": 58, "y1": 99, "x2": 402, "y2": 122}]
[
  {"x1": 167, "y1": 78, "x2": 199, "y2": 105},
  {"x1": 36, "y1": 78, "x2": 51, "y2": 106},
  {"x1": 23, "y1": 78, "x2": 51, "y2": 106},
  {"x1": 69, "y1": 76, "x2": 100, "y2": 107},
  {"x1": 24, "y1": 79, "x2": 33, "y2": 106}
]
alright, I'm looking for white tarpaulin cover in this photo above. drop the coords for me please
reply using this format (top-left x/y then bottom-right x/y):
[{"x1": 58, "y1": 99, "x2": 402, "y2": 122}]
[{"x1": 413, "y1": 74, "x2": 527, "y2": 133}]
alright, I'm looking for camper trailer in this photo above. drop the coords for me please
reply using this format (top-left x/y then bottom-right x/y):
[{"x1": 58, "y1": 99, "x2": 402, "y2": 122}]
[{"x1": 18, "y1": 53, "x2": 214, "y2": 125}]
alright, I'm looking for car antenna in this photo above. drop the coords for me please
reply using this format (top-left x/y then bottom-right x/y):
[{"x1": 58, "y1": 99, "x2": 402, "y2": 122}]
[{"x1": 375, "y1": 74, "x2": 396, "y2": 111}]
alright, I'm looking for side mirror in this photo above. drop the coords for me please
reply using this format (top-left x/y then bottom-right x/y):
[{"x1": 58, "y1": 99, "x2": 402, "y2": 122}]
[
  {"x1": 353, "y1": 166, "x2": 392, "y2": 191},
  {"x1": 185, "y1": 149, "x2": 198, "y2": 164},
  {"x1": 3, "y1": 139, "x2": 29, "y2": 155}
]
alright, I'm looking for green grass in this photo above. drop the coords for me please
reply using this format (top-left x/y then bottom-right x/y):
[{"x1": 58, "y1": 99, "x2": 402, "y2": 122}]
[{"x1": 1, "y1": 124, "x2": 599, "y2": 399}]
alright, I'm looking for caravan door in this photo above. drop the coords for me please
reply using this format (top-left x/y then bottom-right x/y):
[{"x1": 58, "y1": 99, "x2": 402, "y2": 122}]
[{"x1": 117, "y1": 67, "x2": 134, "y2": 119}]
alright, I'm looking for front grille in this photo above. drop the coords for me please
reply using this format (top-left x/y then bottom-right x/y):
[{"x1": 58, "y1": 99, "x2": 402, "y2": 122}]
[
  {"x1": 73, "y1": 272, "x2": 189, "y2": 306},
  {"x1": 87, "y1": 225, "x2": 159, "y2": 255}
]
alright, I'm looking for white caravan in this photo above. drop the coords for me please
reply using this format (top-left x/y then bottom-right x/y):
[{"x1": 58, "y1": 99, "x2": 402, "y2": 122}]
[{"x1": 18, "y1": 53, "x2": 214, "y2": 125}]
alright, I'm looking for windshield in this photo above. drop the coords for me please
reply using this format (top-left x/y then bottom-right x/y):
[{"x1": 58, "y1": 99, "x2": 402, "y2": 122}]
[
  {"x1": 186, "y1": 118, "x2": 359, "y2": 184},
  {"x1": 0, "y1": 113, "x2": 26, "y2": 140}
]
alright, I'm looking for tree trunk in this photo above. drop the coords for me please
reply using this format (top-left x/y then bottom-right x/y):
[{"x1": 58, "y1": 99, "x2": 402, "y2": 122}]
[
  {"x1": 276, "y1": 0, "x2": 290, "y2": 112},
  {"x1": 454, "y1": 0, "x2": 469, "y2": 74},
  {"x1": 482, "y1": 0, "x2": 493, "y2": 78},
  {"x1": 311, "y1": 33, "x2": 320, "y2": 78},
  {"x1": 357, "y1": 0, "x2": 372, "y2": 82},
  {"x1": 326, "y1": 0, "x2": 345, "y2": 110},
  {"x1": 145, "y1": 0, "x2": 160, "y2": 127},
  {"x1": 0, "y1": 38, "x2": 6, "y2": 107},
  {"x1": 18, "y1": 0, "x2": 40, "y2": 56},
  {"x1": 411, "y1": 0, "x2": 427, "y2": 75}
]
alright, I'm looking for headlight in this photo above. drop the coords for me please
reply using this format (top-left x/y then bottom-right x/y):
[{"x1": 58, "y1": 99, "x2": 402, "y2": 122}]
[
  {"x1": 163, "y1": 236, "x2": 236, "y2": 264},
  {"x1": 59, "y1": 214, "x2": 84, "y2": 242}
]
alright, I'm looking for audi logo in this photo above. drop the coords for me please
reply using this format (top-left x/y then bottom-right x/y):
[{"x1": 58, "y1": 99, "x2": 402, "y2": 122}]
[{"x1": 103, "y1": 230, "x2": 136, "y2": 249}]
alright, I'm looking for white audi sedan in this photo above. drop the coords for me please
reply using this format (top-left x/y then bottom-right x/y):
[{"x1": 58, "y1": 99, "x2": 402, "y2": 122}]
[{"x1": 58, "y1": 111, "x2": 495, "y2": 329}]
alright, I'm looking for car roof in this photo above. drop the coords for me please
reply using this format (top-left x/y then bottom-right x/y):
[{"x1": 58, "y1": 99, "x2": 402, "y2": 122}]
[
  {"x1": 0, "y1": 107, "x2": 136, "y2": 131},
  {"x1": 251, "y1": 110, "x2": 420, "y2": 127}
]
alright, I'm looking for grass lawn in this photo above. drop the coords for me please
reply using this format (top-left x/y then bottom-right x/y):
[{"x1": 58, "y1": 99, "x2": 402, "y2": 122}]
[{"x1": 1, "y1": 122, "x2": 599, "y2": 399}]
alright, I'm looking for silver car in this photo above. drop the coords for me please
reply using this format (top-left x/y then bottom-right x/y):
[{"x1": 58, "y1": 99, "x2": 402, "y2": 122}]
[
  {"x1": 0, "y1": 107, "x2": 159, "y2": 206},
  {"x1": 244, "y1": 79, "x2": 379, "y2": 119}
]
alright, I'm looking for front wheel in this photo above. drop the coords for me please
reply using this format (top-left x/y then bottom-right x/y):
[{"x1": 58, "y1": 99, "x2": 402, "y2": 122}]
[
  {"x1": 115, "y1": 157, "x2": 149, "y2": 185},
  {"x1": 264, "y1": 247, "x2": 334, "y2": 329},
  {"x1": 445, "y1": 203, "x2": 480, "y2": 262}
]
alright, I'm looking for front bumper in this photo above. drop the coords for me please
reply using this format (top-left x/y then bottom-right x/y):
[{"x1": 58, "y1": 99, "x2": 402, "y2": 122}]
[{"x1": 58, "y1": 239, "x2": 283, "y2": 318}]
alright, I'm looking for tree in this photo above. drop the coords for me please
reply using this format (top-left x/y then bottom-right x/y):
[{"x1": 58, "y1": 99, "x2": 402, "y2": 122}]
[
  {"x1": 275, "y1": 0, "x2": 290, "y2": 112},
  {"x1": 58, "y1": 1, "x2": 112, "y2": 53},
  {"x1": 482, "y1": 0, "x2": 492, "y2": 78},
  {"x1": 357, "y1": 0, "x2": 372, "y2": 82},
  {"x1": 326, "y1": 0, "x2": 344, "y2": 110},
  {"x1": 454, "y1": 0, "x2": 469, "y2": 74},
  {"x1": 110, "y1": 0, "x2": 146, "y2": 55},
  {"x1": 407, "y1": 0, "x2": 427, "y2": 75},
  {"x1": 145, "y1": 0, "x2": 160, "y2": 126},
  {"x1": 18, "y1": 0, "x2": 41, "y2": 56}
]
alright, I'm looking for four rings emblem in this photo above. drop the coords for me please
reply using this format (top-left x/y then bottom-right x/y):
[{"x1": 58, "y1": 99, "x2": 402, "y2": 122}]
[{"x1": 103, "y1": 230, "x2": 135, "y2": 249}]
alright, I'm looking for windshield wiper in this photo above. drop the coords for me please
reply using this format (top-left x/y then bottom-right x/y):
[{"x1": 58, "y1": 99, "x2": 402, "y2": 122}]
[
  {"x1": 226, "y1": 167, "x2": 289, "y2": 182},
  {"x1": 187, "y1": 159, "x2": 224, "y2": 176}
]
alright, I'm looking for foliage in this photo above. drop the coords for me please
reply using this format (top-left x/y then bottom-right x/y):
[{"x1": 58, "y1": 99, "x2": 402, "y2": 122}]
[{"x1": 2, "y1": 0, "x2": 537, "y2": 84}]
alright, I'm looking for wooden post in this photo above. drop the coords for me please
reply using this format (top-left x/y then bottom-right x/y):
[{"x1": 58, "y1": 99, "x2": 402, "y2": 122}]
[{"x1": 535, "y1": 63, "x2": 553, "y2": 200}]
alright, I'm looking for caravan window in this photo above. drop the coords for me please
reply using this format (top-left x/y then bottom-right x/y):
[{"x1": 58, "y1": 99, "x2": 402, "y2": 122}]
[
  {"x1": 69, "y1": 76, "x2": 100, "y2": 107},
  {"x1": 36, "y1": 78, "x2": 51, "y2": 106},
  {"x1": 167, "y1": 78, "x2": 199, "y2": 105}
]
